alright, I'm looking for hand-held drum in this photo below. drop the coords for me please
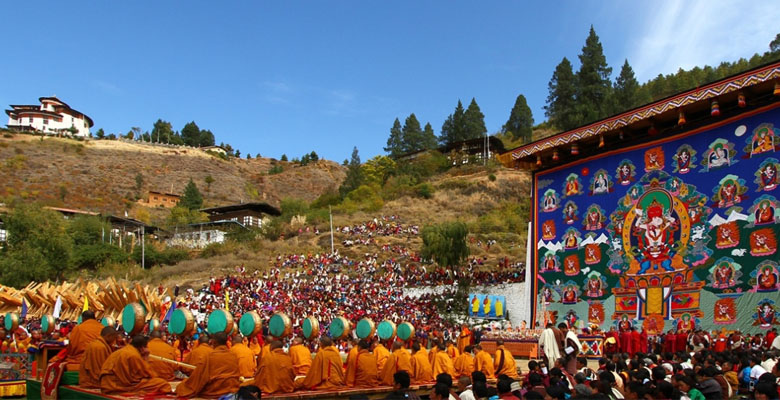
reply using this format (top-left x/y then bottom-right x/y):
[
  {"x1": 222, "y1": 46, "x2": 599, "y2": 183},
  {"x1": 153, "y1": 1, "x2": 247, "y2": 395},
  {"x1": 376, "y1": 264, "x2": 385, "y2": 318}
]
[
  {"x1": 41, "y1": 315, "x2": 55, "y2": 335},
  {"x1": 121, "y1": 303, "x2": 146, "y2": 336},
  {"x1": 302, "y1": 316, "x2": 320, "y2": 340},
  {"x1": 168, "y1": 308, "x2": 195, "y2": 337},
  {"x1": 4, "y1": 313, "x2": 19, "y2": 332},
  {"x1": 397, "y1": 322, "x2": 415, "y2": 341},
  {"x1": 268, "y1": 313, "x2": 292, "y2": 338},
  {"x1": 329, "y1": 316, "x2": 351, "y2": 340},
  {"x1": 239, "y1": 311, "x2": 262, "y2": 337},
  {"x1": 101, "y1": 316, "x2": 116, "y2": 328},
  {"x1": 148, "y1": 318, "x2": 161, "y2": 332},
  {"x1": 356, "y1": 318, "x2": 376, "y2": 339},
  {"x1": 377, "y1": 320, "x2": 397, "y2": 341},
  {"x1": 207, "y1": 309, "x2": 235, "y2": 335}
]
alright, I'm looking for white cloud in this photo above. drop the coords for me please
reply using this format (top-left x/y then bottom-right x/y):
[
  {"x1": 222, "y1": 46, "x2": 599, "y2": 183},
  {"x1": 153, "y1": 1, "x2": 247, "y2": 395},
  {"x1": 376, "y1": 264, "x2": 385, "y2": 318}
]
[{"x1": 629, "y1": 1, "x2": 779, "y2": 81}]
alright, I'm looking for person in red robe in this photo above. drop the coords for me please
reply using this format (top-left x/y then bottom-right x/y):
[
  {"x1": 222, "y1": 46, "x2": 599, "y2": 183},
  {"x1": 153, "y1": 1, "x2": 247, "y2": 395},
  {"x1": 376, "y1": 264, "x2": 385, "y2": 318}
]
[
  {"x1": 619, "y1": 329, "x2": 631, "y2": 354},
  {"x1": 639, "y1": 328, "x2": 648, "y2": 354},
  {"x1": 630, "y1": 328, "x2": 640, "y2": 356},
  {"x1": 663, "y1": 331, "x2": 675, "y2": 354},
  {"x1": 604, "y1": 328, "x2": 619, "y2": 356},
  {"x1": 766, "y1": 328, "x2": 777, "y2": 349},
  {"x1": 713, "y1": 331, "x2": 727, "y2": 353},
  {"x1": 675, "y1": 330, "x2": 688, "y2": 353}
]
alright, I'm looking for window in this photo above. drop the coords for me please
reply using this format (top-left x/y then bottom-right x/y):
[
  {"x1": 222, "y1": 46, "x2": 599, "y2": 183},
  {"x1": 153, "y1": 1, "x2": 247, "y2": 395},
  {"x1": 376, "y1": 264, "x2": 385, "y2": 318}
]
[
  {"x1": 0, "y1": 229, "x2": 6, "y2": 242},
  {"x1": 206, "y1": 232, "x2": 211, "y2": 241},
  {"x1": 28, "y1": 117, "x2": 33, "y2": 123}
]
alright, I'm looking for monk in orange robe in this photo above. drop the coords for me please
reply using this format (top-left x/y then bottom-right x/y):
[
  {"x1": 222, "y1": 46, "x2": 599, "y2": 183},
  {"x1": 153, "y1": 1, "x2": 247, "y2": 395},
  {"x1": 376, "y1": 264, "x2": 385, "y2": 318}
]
[
  {"x1": 432, "y1": 343, "x2": 456, "y2": 381},
  {"x1": 185, "y1": 335, "x2": 212, "y2": 369},
  {"x1": 453, "y1": 345, "x2": 475, "y2": 378},
  {"x1": 147, "y1": 331, "x2": 177, "y2": 380},
  {"x1": 428, "y1": 339, "x2": 439, "y2": 365},
  {"x1": 298, "y1": 337, "x2": 345, "y2": 390},
  {"x1": 410, "y1": 342, "x2": 434, "y2": 383},
  {"x1": 345, "y1": 338, "x2": 359, "y2": 372},
  {"x1": 249, "y1": 340, "x2": 295, "y2": 394},
  {"x1": 230, "y1": 334, "x2": 256, "y2": 378},
  {"x1": 373, "y1": 340, "x2": 390, "y2": 372},
  {"x1": 78, "y1": 327, "x2": 117, "y2": 388},
  {"x1": 345, "y1": 339, "x2": 378, "y2": 387},
  {"x1": 64, "y1": 311, "x2": 104, "y2": 366},
  {"x1": 380, "y1": 341, "x2": 413, "y2": 385},
  {"x1": 257, "y1": 335, "x2": 272, "y2": 361},
  {"x1": 457, "y1": 324, "x2": 472, "y2": 354},
  {"x1": 493, "y1": 339, "x2": 518, "y2": 378},
  {"x1": 289, "y1": 337, "x2": 312, "y2": 376},
  {"x1": 249, "y1": 335, "x2": 262, "y2": 357},
  {"x1": 446, "y1": 341, "x2": 460, "y2": 359},
  {"x1": 176, "y1": 332, "x2": 240, "y2": 398},
  {"x1": 98, "y1": 335, "x2": 172, "y2": 395},
  {"x1": 473, "y1": 344, "x2": 495, "y2": 379}
]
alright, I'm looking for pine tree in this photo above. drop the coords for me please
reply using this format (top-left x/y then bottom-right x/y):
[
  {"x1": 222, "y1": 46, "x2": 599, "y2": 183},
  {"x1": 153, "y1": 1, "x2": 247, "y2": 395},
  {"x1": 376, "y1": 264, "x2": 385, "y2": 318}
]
[
  {"x1": 420, "y1": 122, "x2": 438, "y2": 150},
  {"x1": 181, "y1": 121, "x2": 201, "y2": 146},
  {"x1": 151, "y1": 119, "x2": 174, "y2": 143},
  {"x1": 576, "y1": 26, "x2": 613, "y2": 123},
  {"x1": 401, "y1": 113, "x2": 423, "y2": 153},
  {"x1": 439, "y1": 100, "x2": 466, "y2": 146},
  {"x1": 384, "y1": 118, "x2": 404, "y2": 158},
  {"x1": 502, "y1": 94, "x2": 534, "y2": 142},
  {"x1": 463, "y1": 98, "x2": 487, "y2": 141},
  {"x1": 339, "y1": 147, "x2": 363, "y2": 197},
  {"x1": 180, "y1": 179, "x2": 203, "y2": 210},
  {"x1": 199, "y1": 129, "x2": 215, "y2": 147},
  {"x1": 611, "y1": 59, "x2": 649, "y2": 113},
  {"x1": 545, "y1": 57, "x2": 580, "y2": 131}
]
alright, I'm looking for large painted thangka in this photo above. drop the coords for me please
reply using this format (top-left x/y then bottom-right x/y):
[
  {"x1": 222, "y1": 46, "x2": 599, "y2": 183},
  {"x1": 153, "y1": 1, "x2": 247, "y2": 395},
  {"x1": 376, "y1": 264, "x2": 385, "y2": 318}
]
[{"x1": 533, "y1": 104, "x2": 780, "y2": 333}]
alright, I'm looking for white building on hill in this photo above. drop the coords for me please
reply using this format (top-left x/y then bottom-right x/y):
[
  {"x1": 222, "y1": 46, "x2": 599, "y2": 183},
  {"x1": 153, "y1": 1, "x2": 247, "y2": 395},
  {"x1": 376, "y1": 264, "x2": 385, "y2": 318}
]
[{"x1": 5, "y1": 96, "x2": 93, "y2": 137}]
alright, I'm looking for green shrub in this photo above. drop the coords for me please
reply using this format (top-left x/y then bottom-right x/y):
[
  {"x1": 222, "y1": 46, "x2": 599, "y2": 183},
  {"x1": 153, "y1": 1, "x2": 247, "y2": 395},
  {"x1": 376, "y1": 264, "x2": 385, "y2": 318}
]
[
  {"x1": 311, "y1": 190, "x2": 341, "y2": 209},
  {"x1": 488, "y1": 174, "x2": 497, "y2": 182},
  {"x1": 414, "y1": 183, "x2": 434, "y2": 199},
  {"x1": 268, "y1": 165, "x2": 284, "y2": 175},
  {"x1": 73, "y1": 243, "x2": 130, "y2": 270}
]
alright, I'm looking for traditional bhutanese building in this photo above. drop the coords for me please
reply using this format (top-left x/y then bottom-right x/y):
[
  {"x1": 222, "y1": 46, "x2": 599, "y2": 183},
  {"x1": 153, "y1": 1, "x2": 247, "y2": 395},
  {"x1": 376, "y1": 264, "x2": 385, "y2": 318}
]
[
  {"x1": 500, "y1": 61, "x2": 780, "y2": 335},
  {"x1": 5, "y1": 96, "x2": 93, "y2": 137}
]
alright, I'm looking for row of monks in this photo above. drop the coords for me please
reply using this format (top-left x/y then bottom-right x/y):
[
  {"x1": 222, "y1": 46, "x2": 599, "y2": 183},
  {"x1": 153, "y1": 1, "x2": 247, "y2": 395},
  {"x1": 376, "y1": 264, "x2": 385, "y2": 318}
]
[{"x1": 58, "y1": 311, "x2": 522, "y2": 397}]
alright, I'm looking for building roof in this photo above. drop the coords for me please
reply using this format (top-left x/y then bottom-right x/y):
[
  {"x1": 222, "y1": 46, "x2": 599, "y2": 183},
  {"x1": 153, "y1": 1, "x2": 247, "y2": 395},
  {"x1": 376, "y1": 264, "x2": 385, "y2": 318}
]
[
  {"x1": 5, "y1": 96, "x2": 93, "y2": 127},
  {"x1": 173, "y1": 220, "x2": 248, "y2": 232},
  {"x1": 200, "y1": 202, "x2": 282, "y2": 216},
  {"x1": 148, "y1": 190, "x2": 180, "y2": 198},
  {"x1": 499, "y1": 60, "x2": 780, "y2": 169},
  {"x1": 45, "y1": 206, "x2": 100, "y2": 216}
]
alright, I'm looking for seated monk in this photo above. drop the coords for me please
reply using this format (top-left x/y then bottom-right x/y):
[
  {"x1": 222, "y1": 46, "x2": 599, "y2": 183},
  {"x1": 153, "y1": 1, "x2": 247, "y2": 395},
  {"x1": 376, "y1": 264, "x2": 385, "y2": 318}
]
[
  {"x1": 63, "y1": 311, "x2": 104, "y2": 367},
  {"x1": 147, "y1": 330, "x2": 177, "y2": 380},
  {"x1": 474, "y1": 344, "x2": 495, "y2": 379},
  {"x1": 249, "y1": 340, "x2": 295, "y2": 394},
  {"x1": 78, "y1": 327, "x2": 118, "y2": 389},
  {"x1": 453, "y1": 345, "x2": 475, "y2": 378},
  {"x1": 373, "y1": 340, "x2": 390, "y2": 372},
  {"x1": 298, "y1": 336, "x2": 345, "y2": 390},
  {"x1": 493, "y1": 339, "x2": 519, "y2": 379},
  {"x1": 289, "y1": 337, "x2": 312, "y2": 376},
  {"x1": 345, "y1": 339, "x2": 378, "y2": 387},
  {"x1": 99, "y1": 335, "x2": 172, "y2": 395},
  {"x1": 432, "y1": 343, "x2": 456, "y2": 382},
  {"x1": 446, "y1": 341, "x2": 460, "y2": 360},
  {"x1": 185, "y1": 334, "x2": 212, "y2": 369},
  {"x1": 428, "y1": 339, "x2": 440, "y2": 365},
  {"x1": 345, "y1": 338, "x2": 359, "y2": 374},
  {"x1": 230, "y1": 334, "x2": 256, "y2": 378},
  {"x1": 380, "y1": 341, "x2": 413, "y2": 385},
  {"x1": 410, "y1": 341, "x2": 434, "y2": 383},
  {"x1": 176, "y1": 332, "x2": 241, "y2": 398}
]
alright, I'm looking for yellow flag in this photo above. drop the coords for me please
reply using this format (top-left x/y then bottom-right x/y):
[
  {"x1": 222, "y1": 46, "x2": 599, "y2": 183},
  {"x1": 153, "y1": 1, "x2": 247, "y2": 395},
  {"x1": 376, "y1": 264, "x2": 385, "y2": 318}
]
[
  {"x1": 224, "y1": 291, "x2": 229, "y2": 310},
  {"x1": 83, "y1": 295, "x2": 89, "y2": 312}
]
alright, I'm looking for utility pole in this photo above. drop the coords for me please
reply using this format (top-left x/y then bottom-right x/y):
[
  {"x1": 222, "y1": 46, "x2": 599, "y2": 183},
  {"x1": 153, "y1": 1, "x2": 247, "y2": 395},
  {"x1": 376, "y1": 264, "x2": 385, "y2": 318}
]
[
  {"x1": 329, "y1": 206, "x2": 334, "y2": 254},
  {"x1": 141, "y1": 225, "x2": 145, "y2": 269}
]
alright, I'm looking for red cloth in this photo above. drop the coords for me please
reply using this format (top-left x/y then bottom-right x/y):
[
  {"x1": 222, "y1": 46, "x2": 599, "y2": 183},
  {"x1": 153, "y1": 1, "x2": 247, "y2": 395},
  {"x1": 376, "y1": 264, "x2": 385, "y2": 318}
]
[
  {"x1": 630, "y1": 331, "x2": 640, "y2": 356},
  {"x1": 675, "y1": 333, "x2": 688, "y2": 353},
  {"x1": 664, "y1": 333, "x2": 675, "y2": 353},
  {"x1": 639, "y1": 330, "x2": 648, "y2": 354},
  {"x1": 619, "y1": 331, "x2": 631, "y2": 354}
]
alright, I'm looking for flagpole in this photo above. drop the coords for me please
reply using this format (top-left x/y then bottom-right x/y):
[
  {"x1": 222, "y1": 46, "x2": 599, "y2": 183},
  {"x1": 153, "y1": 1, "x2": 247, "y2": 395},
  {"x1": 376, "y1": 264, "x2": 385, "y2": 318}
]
[{"x1": 329, "y1": 206, "x2": 334, "y2": 254}]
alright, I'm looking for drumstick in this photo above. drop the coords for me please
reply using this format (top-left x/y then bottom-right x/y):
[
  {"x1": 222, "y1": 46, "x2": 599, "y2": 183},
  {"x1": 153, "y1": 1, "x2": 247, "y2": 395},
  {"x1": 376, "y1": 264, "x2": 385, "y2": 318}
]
[{"x1": 148, "y1": 355, "x2": 196, "y2": 370}]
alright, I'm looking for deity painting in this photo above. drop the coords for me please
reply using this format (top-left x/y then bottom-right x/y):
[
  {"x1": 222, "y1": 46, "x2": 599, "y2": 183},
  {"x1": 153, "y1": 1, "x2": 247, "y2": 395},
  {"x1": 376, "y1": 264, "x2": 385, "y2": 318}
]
[
  {"x1": 584, "y1": 272, "x2": 606, "y2": 297},
  {"x1": 665, "y1": 177, "x2": 684, "y2": 196},
  {"x1": 563, "y1": 173, "x2": 583, "y2": 197},
  {"x1": 644, "y1": 147, "x2": 665, "y2": 172},
  {"x1": 562, "y1": 201, "x2": 579, "y2": 225},
  {"x1": 747, "y1": 123, "x2": 777, "y2": 156},
  {"x1": 643, "y1": 314, "x2": 665, "y2": 335},
  {"x1": 754, "y1": 300, "x2": 779, "y2": 328},
  {"x1": 588, "y1": 302, "x2": 604, "y2": 324},
  {"x1": 754, "y1": 263, "x2": 779, "y2": 292},
  {"x1": 753, "y1": 199, "x2": 777, "y2": 225},
  {"x1": 715, "y1": 221, "x2": 740, "y2": 249},
  {"x1": 584, "y1": 243, "x2": 602, "y2": 265},
  {"x1": 542, "y1": 285, "x2": 556, "y2": 303},
  {"x1": 617, "y1": 314, "x2": 633, "y2": 332},
  {"x1": 623, "y1": 184, "x2": 644, "y2": 206},
  {"x1": 713, "y1": 298, "x2": 737, "y2": 325},
  {"x1": 702, "y1": 139, "x2": 737, "y2": 172},
  {"x1": 750, "y1": 228, "x2": 777, "y2": 257},
  {"x1": 631, "y1": 191, "x2": 679, "y2": 275},
  {"x1": 589, "y1": 169, "x2": 613, "y2": 195},
  {"x1": 563, "y1": 254, "x2": 581, "y2": 276},
  {"x1": 712, "y1": 175, "x2": 747, "y2": 208},
  {"x1": 688, "y1": 205, "x2": 704, "y2": 225},
  {"x1": 564, "y1": 310, "x2": 579, "y2": 329},
  {"x1": 584, "y1": 204, "x2": 606, "y2": 231},
  {"x1": 563, "y1": 228, "x2": 581, "y2": 250},
  {"x1": 561, "y1": 283, "x2": 579, "y2": 304},
  {"x1": 707, "y1": 257, "x2": 741, "y2": 289},
  {"x1": 676, "y1": 313, "x2": 696, "y2": 333},
  {"x1": 673, "y1": 145, "x2": 697, "y2": 174},
  {"x1": 541, "y1": 251, "x2": 560, "y2": 273},
  {"x1": 542, "y1": 189, "x2": 560, "y2": 212},
  {"x1": 542, "y1": 220, "x2": 556, "y2": 241},
  {"x1": 615, "y1": 160, "x2": 636, "y2": 186},
  {"x1": 754, "y1": 159, "x2": 779, "y2": 192}
]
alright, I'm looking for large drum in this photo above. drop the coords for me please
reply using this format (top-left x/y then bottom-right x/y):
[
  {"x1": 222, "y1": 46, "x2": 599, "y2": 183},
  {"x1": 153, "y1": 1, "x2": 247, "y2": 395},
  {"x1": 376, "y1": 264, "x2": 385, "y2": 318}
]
[
  {"x1": 355, "y1": 318, "x2": 375, "y2": 339},
  {"x1": 4, "y1": 312, "x2": 19, "y2": 332},
  {"x1": 239, "y1": 311, "x2": 262, "y2": 338},
  {"x1": 397, "y1": 322, "x2": 415, "y2": 341},
  {"x1": 377, "y1": 320, "x2": 397, "y2": 341},
  {"x1": 329, "y1": 316, "x2": 351, "y2": 340},
  {"x1": 41, "y1": 315, "x2": 56, "y2": 335},
  {"x1": 168, "y1": 308, "x2": 196, "y2": 337},
  {"x1": 302, "y1": 316, "x2": 320, "y2": 340},
  {"x1": 121, "y1": 303, "x2": 146, "y2": 336},
  {"x1": 148, "y1": 318, "x2": 161, "y2": 333},
  {"x1": 102, "y1": 316, "x2": 116, "y2": 328},
  {"x1": 207, "y1": 309, "x2": 235, "y2": 335},
  {"x1": 268, "y1": 313, "x2": 292, "y2": 338}
]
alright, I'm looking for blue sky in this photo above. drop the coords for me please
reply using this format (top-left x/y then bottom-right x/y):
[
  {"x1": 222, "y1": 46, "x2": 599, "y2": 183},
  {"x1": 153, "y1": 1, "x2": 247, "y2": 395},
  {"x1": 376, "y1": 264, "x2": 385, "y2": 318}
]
[{"x1": 2, "y1": 2, "x2": 777, "y2": 162}]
